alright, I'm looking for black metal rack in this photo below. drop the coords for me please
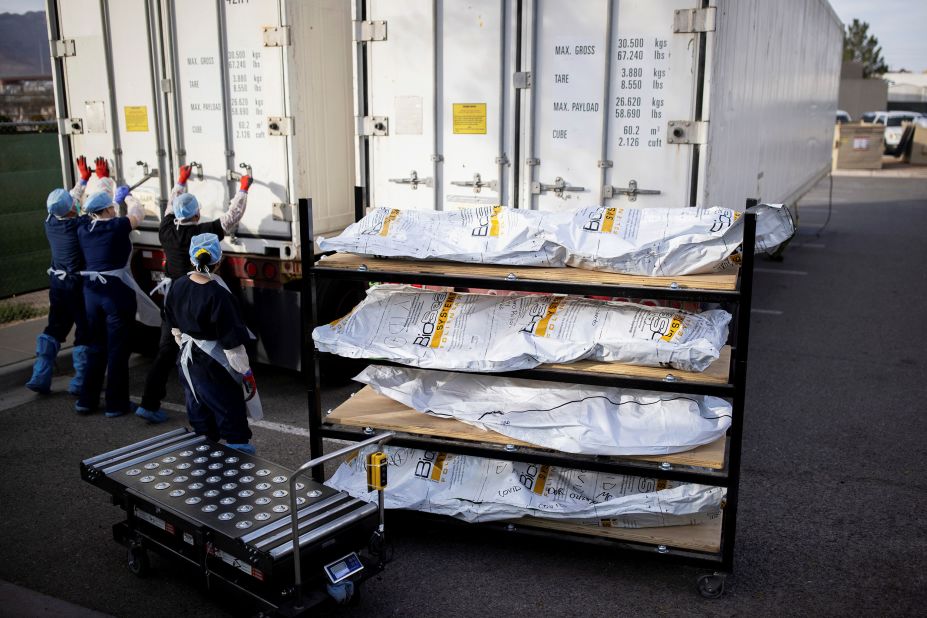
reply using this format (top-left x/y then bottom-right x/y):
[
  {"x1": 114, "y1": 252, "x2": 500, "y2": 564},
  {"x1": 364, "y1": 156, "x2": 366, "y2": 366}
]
[{"x1": 299, "y1": 198, "x2": 757, "y2": 596}]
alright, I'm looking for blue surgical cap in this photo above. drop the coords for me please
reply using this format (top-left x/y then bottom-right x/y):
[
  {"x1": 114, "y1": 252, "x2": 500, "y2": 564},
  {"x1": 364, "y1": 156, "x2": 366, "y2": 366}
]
[
  {"x1": 46, "y1": 189, "x2": 74, "y2": 217},
  {"x1": 189, "y1": 233, "x2": 222, "y2": 266},
  {"x1": 83, "y1": 191, "x2": 114, "y2": 214},
  {"x1": 173, "y1": 193, "x2": 200, "y2": 221}
]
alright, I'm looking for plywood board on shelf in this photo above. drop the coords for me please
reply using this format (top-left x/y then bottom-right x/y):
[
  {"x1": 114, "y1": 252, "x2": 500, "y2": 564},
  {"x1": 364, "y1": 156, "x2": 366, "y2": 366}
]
[
  {"x1": 317, "y1": 253, "x2": 739, "y2": 292},
  {"x1": 517, "y1": 514, "x2": 722, "y2": 553},
  {"x1": 327, "y1": 385, "x2": 726, "y2": 469}
]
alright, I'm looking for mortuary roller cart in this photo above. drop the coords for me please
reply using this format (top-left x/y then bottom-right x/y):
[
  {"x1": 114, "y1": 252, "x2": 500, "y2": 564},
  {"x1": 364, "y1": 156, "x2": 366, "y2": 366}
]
[{"x1": 80, "y1": 428, "x2": 393, "y2": 615}]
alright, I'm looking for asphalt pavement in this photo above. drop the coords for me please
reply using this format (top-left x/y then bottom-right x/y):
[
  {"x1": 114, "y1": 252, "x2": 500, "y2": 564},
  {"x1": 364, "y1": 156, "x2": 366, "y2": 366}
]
[{"x1": 1, "y1": 174, "x2": 926, "y2": 616}]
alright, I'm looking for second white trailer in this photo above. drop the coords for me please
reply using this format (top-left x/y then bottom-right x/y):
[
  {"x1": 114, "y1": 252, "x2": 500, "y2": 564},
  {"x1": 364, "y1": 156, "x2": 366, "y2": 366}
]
[{"x1": 353, "y1": 0, "x2": 843, "y2": 215}]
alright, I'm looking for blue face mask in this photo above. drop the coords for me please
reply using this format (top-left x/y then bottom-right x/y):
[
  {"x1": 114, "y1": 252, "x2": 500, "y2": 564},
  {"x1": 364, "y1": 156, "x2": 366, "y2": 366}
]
[{"x1": 173, "y1": 193, "x2": 200, "y2": 221}]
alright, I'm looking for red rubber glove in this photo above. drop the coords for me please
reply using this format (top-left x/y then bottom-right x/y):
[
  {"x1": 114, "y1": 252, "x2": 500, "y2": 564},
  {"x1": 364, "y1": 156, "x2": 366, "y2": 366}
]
[
  {"x1": 177, "y1": 165, "x2": 192, "y2": 185},
  {"x1": 94, "y1": 157, "x2": 110, "y2": 178},
  {"x1": 76, "y1": 156, "x2": 91, "y2": 183},
  {"x1": 242, "y1": 370, "x2": 257, "y2": 401},
  {"x1": 239, "y1": 175, "x2": 253, "y2": 193}
]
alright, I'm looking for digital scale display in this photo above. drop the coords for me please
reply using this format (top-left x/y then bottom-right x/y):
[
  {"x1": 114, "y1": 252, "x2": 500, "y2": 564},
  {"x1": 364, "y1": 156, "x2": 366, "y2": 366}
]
[{"x1": 324, "y1": 552, "x2": 364, "y2": 584}]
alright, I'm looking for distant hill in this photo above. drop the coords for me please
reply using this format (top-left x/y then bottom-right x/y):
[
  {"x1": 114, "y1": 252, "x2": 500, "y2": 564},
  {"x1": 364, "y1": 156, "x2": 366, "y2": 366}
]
[{"x1": 0, "y1": 11, "x2": 51, "y2": 78}]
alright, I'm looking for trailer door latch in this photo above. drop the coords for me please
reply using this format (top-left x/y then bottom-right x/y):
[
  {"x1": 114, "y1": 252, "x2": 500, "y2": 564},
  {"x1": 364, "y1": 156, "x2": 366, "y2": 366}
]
[
  {"x1": 389, "y1": 170, "x2": 432, "y2": 190},
  {"x1": 531, "y1": 177, "x2": 585, "y2": 198},
  {"x1": 603, "y1": 180, "x2": 662, "y2": 201},
  {"x1": 450, "y1": 173, "x2": 498, "y2": 193}
]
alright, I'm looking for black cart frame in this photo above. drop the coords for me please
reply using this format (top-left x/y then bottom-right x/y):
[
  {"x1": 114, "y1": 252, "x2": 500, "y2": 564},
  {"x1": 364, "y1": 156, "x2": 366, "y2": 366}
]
[{"x1": 299, "y1": 198, "x2": 757, "y2": 586}]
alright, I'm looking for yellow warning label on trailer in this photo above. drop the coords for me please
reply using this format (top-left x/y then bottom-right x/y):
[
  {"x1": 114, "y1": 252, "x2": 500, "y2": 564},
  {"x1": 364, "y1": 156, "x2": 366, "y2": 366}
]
[
  {"x1": 124, "y1": 106, "x2": 149, "y2": 132},
  {"x1": 452, "y1": 103, "x2": 487, "y2": 134}
]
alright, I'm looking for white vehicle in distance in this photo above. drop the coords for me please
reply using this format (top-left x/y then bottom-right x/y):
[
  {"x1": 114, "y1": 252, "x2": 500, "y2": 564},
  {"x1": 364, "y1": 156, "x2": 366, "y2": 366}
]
[
  {"x1": 860, "y1": 111, "x2": 924, "y2": 151},
  {"x1": 836, "y1": 110, "x2": 852, "y2": 124}
]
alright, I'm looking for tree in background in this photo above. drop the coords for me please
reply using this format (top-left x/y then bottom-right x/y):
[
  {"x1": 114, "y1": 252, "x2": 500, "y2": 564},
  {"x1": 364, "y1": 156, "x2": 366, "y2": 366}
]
[{"x1": 843, "y1": 19, "x2": 889, "y2": 77}]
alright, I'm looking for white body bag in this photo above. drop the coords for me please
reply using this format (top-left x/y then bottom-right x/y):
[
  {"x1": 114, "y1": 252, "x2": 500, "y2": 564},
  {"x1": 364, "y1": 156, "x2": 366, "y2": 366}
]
[
  {"x1": 313, "y1": 285, "x2": 730, "y2": 373},
  {"x1": 326, "y1": 445, "x2": 725, "y2": 527},
  {"x1": 355, "y1": 365, "x2": 732, "y2": 456}
]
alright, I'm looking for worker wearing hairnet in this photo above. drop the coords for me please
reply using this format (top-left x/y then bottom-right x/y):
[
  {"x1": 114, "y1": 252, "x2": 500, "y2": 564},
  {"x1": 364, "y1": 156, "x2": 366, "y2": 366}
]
[
  {"x1": 165, "y1": 233, "x2": 258, "y2": 454},
  {"x1": 25, "y1": 156, "x2": 97, "y2": 395},
  {"x1": 135, "y1": 166, "x2": 251, "y2": 424},
  {"x1": 76, "y1": 167, "x2": 161, "y2": 417}
]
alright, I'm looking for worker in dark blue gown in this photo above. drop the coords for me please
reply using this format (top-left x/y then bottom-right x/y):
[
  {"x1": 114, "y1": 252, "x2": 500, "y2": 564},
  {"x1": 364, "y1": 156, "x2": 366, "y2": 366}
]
[
  {"x1": 25, "y1": 156, "x2": 95, "y2": 395},
  {"x1": 76, "y1": 180, "x2": 160, "y2": 417},
  {"x1": 165, "y1": 233, "x2": 257, "y2": 454}
]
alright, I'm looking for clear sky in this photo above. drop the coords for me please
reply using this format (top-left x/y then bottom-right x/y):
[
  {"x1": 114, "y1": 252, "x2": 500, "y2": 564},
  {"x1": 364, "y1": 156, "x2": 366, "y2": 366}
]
[{"x1": 4, "y1": 0, "x2": 924, "y2": 72}]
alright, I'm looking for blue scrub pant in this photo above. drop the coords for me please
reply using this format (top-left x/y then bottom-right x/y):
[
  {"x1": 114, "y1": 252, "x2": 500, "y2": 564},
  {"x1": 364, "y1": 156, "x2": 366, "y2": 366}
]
[
  {"x1": 78, "y1": 279, "x2": 136, "y2": 414},
  {"x1": 44, "y1": 275, "x2": 90, "y2": 346},
  {"x1": 178, "y1": 347, "x2": 251, "y2": 444}
]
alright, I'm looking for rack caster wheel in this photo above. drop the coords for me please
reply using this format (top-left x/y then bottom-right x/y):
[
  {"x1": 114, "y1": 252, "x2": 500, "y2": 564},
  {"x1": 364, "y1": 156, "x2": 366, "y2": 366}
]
[
  {"x1": 127, "y1": 545, "x2": 150, "y2": 577},
  {"x1": 696, "y1": 572, "x2": 726, "y2": 599}
]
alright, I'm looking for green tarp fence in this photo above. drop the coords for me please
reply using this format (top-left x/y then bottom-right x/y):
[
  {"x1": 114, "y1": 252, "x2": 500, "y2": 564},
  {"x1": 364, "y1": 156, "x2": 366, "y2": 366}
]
[{"x1": 0, "y1": 131, "x2": 61, "y2": 298}]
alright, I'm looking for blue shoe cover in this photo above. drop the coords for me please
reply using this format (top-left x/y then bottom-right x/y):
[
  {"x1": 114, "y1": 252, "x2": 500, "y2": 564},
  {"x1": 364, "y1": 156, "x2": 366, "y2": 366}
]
[
  {"x1": 25, "y1": 334, "x2": 59, "y2": 394},
  {"x1": 135, "y1": 406, "x2": 168, "y2": 424},
  {"x1": 75, "y1": 403, "x2": 94, "y2": 415},
  {"x1": 104, "y1": 409, "x2": 128, "y2": 418},
  {"x1": 68, "y1": 345, "x2": 90, "y2": 396},
  {"x1": 227, "y1": 443, "x2": 256, "y2": 455}
]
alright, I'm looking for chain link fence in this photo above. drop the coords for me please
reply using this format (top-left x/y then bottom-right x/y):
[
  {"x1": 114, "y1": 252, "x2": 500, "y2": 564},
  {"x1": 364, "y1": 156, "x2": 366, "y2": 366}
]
[{"x1": 0, "y1": 121, "x2": 61, "y2": 299}]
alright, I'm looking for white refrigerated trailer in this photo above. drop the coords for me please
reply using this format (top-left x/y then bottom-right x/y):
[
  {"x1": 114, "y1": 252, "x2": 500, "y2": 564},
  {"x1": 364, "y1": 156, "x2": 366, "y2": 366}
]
[
  {"x1": 353, "y1": 0, "x2": 842, "y2": 214},
  {"x1": 45, "y1": 0, "x2": 356, "y2": 368}
]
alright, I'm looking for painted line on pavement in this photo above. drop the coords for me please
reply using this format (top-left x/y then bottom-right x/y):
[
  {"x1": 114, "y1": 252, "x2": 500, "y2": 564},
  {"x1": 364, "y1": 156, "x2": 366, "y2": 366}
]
[
  {"x1": 128, "y1": 396, "x2": 319, "y2": 440},
  {"x1": 754, "y1": 268, "x2": 808, "y2": 276},
  {"x1": 751, "y1": 309, "x2": 784, "y2": 315},
  {"x1": 0, "y1": 376, "x2": 72, "y2": 413}
]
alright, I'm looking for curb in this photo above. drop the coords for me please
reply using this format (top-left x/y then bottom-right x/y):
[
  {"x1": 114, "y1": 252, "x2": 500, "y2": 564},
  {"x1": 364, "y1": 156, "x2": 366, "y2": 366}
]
[{"x1": 0, "y1": 347, "x2": 75, "y2": 392}]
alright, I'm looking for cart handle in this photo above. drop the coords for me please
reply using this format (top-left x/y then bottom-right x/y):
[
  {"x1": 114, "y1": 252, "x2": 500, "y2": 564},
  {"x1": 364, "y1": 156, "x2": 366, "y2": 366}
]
[{"x1": 289, "y1": 431, "x2": 394, "y2": 607}]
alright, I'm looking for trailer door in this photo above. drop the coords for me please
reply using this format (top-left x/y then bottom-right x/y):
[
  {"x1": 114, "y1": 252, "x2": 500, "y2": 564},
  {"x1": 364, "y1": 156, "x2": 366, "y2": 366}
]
[
  {"x1": 163, "y1": 0, "x2": 293, "y2": 251},
  {"x1": 362, "y1": 0, "x2": 515, "y2": 210},
  {"x1": 50, "y1": 0, "x2": 168, "y2": 229},
  {"x1": 521, "y1": 0, "x2": 703, "y2": 210}
]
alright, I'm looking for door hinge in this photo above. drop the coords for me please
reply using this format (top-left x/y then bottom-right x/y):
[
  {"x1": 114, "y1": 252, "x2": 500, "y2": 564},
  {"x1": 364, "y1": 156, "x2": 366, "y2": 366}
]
[
  {"x1": 673, "y1": 7, "x2": 716, "y2": 33},
  {"x1": 272, "y1": 202, "x2": 294, "y2": 222},
  {"x1": 667, "y1": 120, "x2": 708, "y2": 145},
  {"x1": 357, "y1": 116, "x2": 388, "y2": 137},
  {"x1": 603, "y1": 180, "x2": 661, "y2": 202},
  {"x1": 160, "y1": 78, "x2": 172, "y2": 94},
  {"x1": 513, "y1": 72, "x2": 532, "y2": 89},
  {"x1": 262, "y1": 25, "x2": 291, "y2": 47},
  {"x1": 50, "y1": 39, "x2": 76, "y2": 58},
  {"x1": 267, "y1": 116, "x2": 293, "y2": 136},
  {"x1": 59, "y1": 118, "x2": 83, "y2": 135},
  {"x1": 354, "y1": 20, "x2": 387, "y2": 42}
]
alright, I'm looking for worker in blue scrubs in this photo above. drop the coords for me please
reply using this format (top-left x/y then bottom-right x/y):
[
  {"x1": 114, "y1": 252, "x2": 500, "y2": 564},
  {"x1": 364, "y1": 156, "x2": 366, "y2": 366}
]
[
  {"x1": 76, "y1": 183, "x2": 159, "y2": 417},
  {"x1": 25, "y1": 156, "x2": 95, "y2": 395},
  {"x1": 135, "y1": 167, "x2": 251, "y2": 424},
  {"x1": 165, "y1": 233, "x2": 256, "y2": 454}
]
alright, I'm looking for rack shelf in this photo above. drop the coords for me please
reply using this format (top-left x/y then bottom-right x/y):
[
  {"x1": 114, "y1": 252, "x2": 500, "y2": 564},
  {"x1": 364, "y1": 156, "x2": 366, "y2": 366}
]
[
  {"x1": 518, "y1": 515, "x2": 723, "y2": 554},
  {"x1": 315, "y1": 253, "x2": 740, "y2": 301},
  {"x1": 301, "y1": 199, "x2": 757, "y2": 579},
  {"x1": 326, "y1": 385, "x2": 727, "y2": 470}
]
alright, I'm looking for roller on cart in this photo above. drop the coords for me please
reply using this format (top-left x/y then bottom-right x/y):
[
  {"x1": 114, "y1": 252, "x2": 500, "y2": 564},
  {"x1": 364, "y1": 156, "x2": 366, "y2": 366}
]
[{"x1": 80, "y1": 428, "x2": 393, "y2": 614}]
